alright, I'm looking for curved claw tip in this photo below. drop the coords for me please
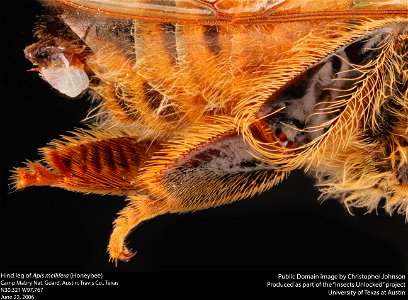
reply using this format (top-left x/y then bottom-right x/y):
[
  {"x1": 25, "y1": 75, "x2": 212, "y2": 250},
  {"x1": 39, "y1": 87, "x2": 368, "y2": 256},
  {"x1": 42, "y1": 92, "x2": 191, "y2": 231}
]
[{"x1": 118, "y1": 250, "x2": 137, "y2": 262}]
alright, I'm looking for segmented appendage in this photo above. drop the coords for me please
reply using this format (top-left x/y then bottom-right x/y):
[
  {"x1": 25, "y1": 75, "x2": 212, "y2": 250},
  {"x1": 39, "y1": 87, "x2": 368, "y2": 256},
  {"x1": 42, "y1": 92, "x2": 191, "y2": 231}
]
[
  {"x1": 315, "y1": 32, "x2": 408, "y2": 220},
  {"x1": 13, "y1": 0, "x2": 408, "y2": 263}
]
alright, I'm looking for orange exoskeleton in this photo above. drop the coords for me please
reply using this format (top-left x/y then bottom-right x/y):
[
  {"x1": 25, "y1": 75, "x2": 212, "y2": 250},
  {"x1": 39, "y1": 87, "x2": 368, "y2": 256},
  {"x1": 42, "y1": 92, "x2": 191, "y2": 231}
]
[{"x1": 13, "y1": 0, "x2": 408, "y2": 263}]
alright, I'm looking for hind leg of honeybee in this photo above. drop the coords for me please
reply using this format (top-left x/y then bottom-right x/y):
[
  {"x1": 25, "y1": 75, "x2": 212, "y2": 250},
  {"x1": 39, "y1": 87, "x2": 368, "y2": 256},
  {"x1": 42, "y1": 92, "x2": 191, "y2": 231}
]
[{"x1": 108, "y1": 195, "x2": 169, "y2": 264}]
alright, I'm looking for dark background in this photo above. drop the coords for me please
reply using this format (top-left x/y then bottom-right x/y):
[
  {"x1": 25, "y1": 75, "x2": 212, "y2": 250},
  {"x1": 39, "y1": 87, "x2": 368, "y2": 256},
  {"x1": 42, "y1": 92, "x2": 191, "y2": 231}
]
[{"x1": 1, "y1": 0, "x2": 407, "y2": 275}]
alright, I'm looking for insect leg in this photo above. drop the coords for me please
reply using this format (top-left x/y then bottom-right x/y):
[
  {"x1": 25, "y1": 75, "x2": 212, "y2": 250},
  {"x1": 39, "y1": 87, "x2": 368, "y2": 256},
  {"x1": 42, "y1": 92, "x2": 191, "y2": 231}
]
[
  {"x1": 12, "y1": 131, "x2": 157, "y2": 195},
  {"x1": 108, "y1": 195, "x2": 168, "y2": 264},
  {"x1": 140, "y1": 127, "x2": 287, "y2": 213}
]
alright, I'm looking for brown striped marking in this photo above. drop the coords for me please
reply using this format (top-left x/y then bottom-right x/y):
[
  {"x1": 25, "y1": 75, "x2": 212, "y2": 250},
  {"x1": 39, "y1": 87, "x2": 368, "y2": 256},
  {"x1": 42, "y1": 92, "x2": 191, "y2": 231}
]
[
  {"x1": 36, "y1": 137, "x2": 158, "y2": 193},
  {"x1": 143, "y1": 81, "x2": 180, "y2": 121},
  {"x1": 204, "y1": 25, "x2": 221, "y2": 56},
  {"x1": 161, "y1": 22, "x2": 178, "y2": 65},
  {"x1": 113, "y1": 84, "x2": 140, "y2": 122}
]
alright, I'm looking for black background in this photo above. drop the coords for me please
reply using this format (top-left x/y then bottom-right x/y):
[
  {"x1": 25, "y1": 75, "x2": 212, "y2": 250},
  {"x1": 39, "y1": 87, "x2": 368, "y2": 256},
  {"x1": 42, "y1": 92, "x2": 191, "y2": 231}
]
[{"x1": 1, "y1": 0, "x2": 407, "y2": 279}]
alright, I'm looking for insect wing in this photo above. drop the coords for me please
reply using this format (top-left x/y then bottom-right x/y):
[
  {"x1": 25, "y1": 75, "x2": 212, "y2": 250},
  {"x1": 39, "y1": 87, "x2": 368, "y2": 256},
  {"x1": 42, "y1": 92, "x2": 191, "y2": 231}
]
[{"x1": 55, "y1": 0, "x2": 408, "y2": 22}]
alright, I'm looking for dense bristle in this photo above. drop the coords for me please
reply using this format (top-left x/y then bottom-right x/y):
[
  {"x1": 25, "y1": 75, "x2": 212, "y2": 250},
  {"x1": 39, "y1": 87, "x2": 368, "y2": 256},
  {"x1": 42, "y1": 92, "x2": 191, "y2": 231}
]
[{"x1": 14, "y1": 3, "x2": 408, "y2": 264}]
